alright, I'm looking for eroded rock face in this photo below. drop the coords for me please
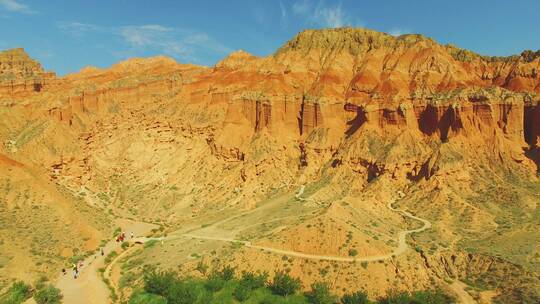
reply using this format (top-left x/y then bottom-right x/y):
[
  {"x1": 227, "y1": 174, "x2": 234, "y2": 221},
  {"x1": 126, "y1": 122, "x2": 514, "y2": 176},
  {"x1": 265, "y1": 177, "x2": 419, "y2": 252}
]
[
  {"x1": 0, "y1": 48, "x2": 55, "y2": 94},
  {"x1": 1, "y1": 28, "x2": 539, "y2": 298}
]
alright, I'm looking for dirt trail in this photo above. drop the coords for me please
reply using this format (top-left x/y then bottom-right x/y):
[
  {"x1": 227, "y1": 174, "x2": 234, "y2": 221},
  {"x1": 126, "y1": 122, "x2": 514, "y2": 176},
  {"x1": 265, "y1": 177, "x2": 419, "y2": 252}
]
[
  {"x1": 103, "y1": 243, "x2": 143, "y2": 301},
  {"x1": 166, "y1": 199, "x2": 432, "y2": 263},
  {"x1": 55, "y1": 219, "x2": 156, "y2": 304},
  {"x1": 449, "y1": 281, "x2": 477, "y2": 304},
  {"x1": 55, "y1": 193, "x2": 432, "y2": 303}
]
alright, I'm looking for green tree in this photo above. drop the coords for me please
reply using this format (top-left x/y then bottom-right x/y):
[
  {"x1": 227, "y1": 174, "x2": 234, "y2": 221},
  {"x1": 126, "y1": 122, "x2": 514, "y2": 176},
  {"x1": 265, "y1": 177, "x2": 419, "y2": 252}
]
[
  {"x1": 233, "y1": 283, "x2": 252, "y2": 302},
  {"x1": 410, "y1": 289, "x2": 454, "y2": 304},
  {"x1": 269, "y1": 271, "x2": 301, "y2": 297},
  {"x1": 165, "y1": 281, "x2": 198, "y2": 304},
  {"x1": 305, "y1": 282, "x2": 337, "y2": 304},
  {"x1": 377, "y1": 290, "x2": 412, "y2": 304},
  {"x1": 239, "y1": 271, "x2": 268, "y2": 289},
  {"x1": 34, "y1": 285, "x2": 62, "y2": 304},
  {"x1": 143, "y1": 269, "x2": 178, "y2": 296},
  {"x1": 128, "y1": 290, "x2": 167, "y2": 304},
  {"x1": 204, "y1": 273, "x2": 225, "y2": 292},
  {"x1": 217, "y1": 265, "x2": 235, "y2": 281},
  {"x1": 341, "y1": 291, "x2": 370, "y2": 304}
]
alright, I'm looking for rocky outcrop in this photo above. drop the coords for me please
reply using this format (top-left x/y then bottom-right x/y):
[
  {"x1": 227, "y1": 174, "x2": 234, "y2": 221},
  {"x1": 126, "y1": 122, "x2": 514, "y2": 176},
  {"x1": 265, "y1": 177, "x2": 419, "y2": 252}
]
[
  {"x1": 2, "y1": 28, "x2": 540, "y2": 171},
  {"x1": 0, "y1": 48, "x2": 55, "y2": 95},
  {"x1": 525, "y1": 102, "x2": 540, "y2": 146}
]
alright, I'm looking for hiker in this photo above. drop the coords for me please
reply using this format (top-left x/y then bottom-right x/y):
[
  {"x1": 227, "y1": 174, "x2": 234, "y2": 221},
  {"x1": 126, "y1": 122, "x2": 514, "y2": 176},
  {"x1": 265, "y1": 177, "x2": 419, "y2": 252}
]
[
  {"x1": 72, "y1": 263, "x2": 78, "y2": 279},
  {"x1": 130, "y1": 232, "x2": 134, "y2": 239},
  {"x1": 100, "y1": 248, "x2": 104, "y2": 256},
  {"x1": 62, "y1": 268, "x2": 66, "y2": 276}
]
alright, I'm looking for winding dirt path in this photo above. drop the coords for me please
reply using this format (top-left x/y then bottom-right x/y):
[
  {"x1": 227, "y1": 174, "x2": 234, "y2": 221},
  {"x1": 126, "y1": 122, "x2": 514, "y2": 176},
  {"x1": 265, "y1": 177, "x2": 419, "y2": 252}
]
[
  {"x1": 56, "y1": 194, "x2": 433, "y2": 303},
  {"x1": 102, "y1": 242, "x2": 144, "y2": 301},
  {"x1": 165, "y1": 199, "x2": 432, "y2": 263},
  {"x1": 55, "y1": 219, "x2": 157, "y2": 304},
  {"x1": 449, "y1": 281, "x2": 477, "y2": 304}
]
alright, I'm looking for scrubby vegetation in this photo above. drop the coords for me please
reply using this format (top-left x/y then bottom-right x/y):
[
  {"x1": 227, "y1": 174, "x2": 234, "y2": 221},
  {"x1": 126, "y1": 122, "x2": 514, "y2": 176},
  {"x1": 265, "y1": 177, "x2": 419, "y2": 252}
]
[
  {"x1": 0, "y1": 281, "x2": 31, "y2": 304},
  {"x1": 129, "y1": 266, "x2": 454, "y2": 304},
  {"x1": 0, "y1": 281, "x2": 62, "y2": 304}
]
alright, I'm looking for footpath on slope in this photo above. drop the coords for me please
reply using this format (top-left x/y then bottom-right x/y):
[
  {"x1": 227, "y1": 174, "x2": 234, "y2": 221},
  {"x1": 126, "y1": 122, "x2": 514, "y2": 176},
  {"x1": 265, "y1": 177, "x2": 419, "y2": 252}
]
[
  {"x1": 59, "y1": 190, "x2": 471, "y2": 304},
  {"x1": 55, "y1": 219, "x2": 156, "y2": 304},
  {"x1": 167, "y1": 199, "x2": 432, "y2": 262}
]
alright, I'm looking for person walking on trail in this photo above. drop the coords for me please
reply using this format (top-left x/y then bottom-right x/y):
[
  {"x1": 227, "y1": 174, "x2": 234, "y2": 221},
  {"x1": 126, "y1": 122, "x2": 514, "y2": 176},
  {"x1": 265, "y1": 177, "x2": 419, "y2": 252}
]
[
  {"x1": 62, "y1": 268, "x2": 66, "y2": 276},
  {"x1": 101, "y1": 248, "x2": 104, "y2": 256},
  {"x1": 72, "y1": 263, "x2": 78, "y2": 279},
  {"x1": 130, "y1": 232, "x2": 134, "y2": 239}
]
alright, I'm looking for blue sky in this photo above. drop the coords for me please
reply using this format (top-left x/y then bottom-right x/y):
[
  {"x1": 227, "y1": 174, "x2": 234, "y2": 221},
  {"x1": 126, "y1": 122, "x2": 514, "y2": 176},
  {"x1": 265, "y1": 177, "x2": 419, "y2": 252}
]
[{"x1": 1, "y1": 0, "x2": 539, "y2": 75}]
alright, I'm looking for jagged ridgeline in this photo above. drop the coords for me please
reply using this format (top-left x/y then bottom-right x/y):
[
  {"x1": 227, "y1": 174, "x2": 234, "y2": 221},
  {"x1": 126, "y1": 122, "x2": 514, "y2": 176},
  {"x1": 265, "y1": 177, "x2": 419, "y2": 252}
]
[{"x1": 0, "y1": 27, "x2": 539, "y2": 304}]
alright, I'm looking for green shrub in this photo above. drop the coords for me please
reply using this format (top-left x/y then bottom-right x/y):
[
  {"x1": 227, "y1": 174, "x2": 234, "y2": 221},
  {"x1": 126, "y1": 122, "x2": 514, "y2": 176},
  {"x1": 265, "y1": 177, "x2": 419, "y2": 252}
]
[
  {"x1": 104, "y1": 251, "x2": 118, "y2": 264},
  {"x1": 233, "y1": 283, "x2": 252, "y2": 302},
  {"x1": 410, "y1": 289, "x2": 455, "y2": 304},
  {"x1": 341, "y1": 291, "x2": 370, "y2": 304},
  {"x1": 34, "y1": 285, "x2": 62, "y2": 304},
  {"x1": 144, "y1": 239, "x2": 158, "y2": 249},
  {"x1": 204, "y1": 273, "x2": 225, "y2": 292},
  {"x1": 348, "y1": 249, "x2": 358, "y2": 257},
  {"x1": 121, "y1": 241, "x2": 130, "y2": 250},
  {"x1": 143, "y1": 269, "x2": 178, "y2": 296},
  {"x1": 218, "y1": 265, "x2": 235, "y2": 281},
  {"x1": 166, "y1": 281, "x2": 198, "y2": 304},
  {"x1": 305, "y1": 282, "x2": 337, "y2": 304},
  {"x1": 128, "y1": 290, "x2": 167, "y2": 304},
  {"x1": 269, "y1": 271, "x2": 301, "y2": 297},
  {"x1": 1, "y1": 281, "x2": 32, "y2": 304},
  {"x1": 377, "y1": 289, "x2": 454, "y2": 304},
  {"x1": 119, "y1": 272, "x2": 137, "y2": 288},
  {"x1": 239, "y1": 271, "x2": 268, "y2": 289},
  {"x1": 196, "y1": 261, "x2": 208, "y2": 275}
]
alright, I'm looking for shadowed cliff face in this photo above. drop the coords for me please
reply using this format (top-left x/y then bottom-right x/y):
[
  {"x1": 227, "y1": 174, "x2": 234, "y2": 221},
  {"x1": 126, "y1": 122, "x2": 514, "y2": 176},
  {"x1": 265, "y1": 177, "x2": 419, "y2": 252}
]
[{"x1": 1, "y1": 28, "x2": 539, "y2": 299}]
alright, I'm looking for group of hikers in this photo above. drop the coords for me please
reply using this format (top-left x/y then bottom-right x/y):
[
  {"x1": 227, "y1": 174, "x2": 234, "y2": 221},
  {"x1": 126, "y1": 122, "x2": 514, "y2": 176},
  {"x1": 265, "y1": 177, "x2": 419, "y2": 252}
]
[
  {"x1": 61, "y1": 261, "x2": 84, "y2": 279},
  {"x1": 61, "y1": 230, "x2": 134, "y2": 279},
  {"x1": 116, "y1": 231, "x2": 134, "y2": 242}
]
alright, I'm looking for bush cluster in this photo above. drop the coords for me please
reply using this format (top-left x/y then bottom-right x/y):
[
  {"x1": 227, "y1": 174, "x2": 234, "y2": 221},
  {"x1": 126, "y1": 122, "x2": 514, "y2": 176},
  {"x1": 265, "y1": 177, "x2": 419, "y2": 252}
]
[
  {"x1": 0, "y1": 281, "x2": 62, "y2": 304},
  {"x1": 130, "y1": 266, "x2": 454, "y2": 304}
]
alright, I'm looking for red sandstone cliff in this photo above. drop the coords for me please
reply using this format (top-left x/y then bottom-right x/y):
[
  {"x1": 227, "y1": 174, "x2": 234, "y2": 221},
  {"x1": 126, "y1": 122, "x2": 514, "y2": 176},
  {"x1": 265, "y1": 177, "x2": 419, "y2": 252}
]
[{"x1": 1, "y1": 28, "x2": 539, "y2": 174}]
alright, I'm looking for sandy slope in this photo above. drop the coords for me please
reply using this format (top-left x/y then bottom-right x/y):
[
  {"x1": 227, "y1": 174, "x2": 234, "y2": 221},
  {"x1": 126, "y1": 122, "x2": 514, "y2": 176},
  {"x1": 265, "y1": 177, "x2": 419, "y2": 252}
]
[
  {"x1": 449, "y1": 281, "x2": 477, "y2": 304},
  {"x1": 175, "y1": 199, "x2": 431, "y2": 262}
]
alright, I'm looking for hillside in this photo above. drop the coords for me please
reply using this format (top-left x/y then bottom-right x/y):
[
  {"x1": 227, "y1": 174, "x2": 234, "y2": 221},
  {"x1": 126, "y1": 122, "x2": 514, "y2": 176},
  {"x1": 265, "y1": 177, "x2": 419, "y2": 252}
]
[{"x1": 0, "y1": 27, "x2": 539, "y2": 303}]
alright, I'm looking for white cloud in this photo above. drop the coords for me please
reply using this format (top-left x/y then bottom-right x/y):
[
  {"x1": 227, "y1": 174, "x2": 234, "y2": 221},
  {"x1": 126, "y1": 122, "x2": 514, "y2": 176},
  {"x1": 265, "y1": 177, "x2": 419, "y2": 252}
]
[
  {"x1": 279, "y1": 1, "x2": 288, "y2": 28},
  {"x1": 119, "y1": 25, "x2": 173, "y2": 47},
  {"x1": 388, "y1": 28, "x2": 412, "y2": 37},
  {"x1": 292, "y1": 0, "x2": 311, "y2": 15},
  {"x1": 279, "y1": 1, "x2": 287, "y2": 19},
  {"x1": 118, "y1": 25, "x2": 232, "y2": 60},
  {"x1": 313, "y1": 4, "x2": 348, "y2": 28},
  {"x1": 0, "y1": 0, "x2": 34, "y2": 14},
  {"x1": 57, "y1": 22, "x2": 101, "y2": 37},
  {"x1": 292, "y1": 0, "x2": 352, "y2": 28},
  {"x1": 57, "y1": 22, "x2": 232, "y2": 64}
]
